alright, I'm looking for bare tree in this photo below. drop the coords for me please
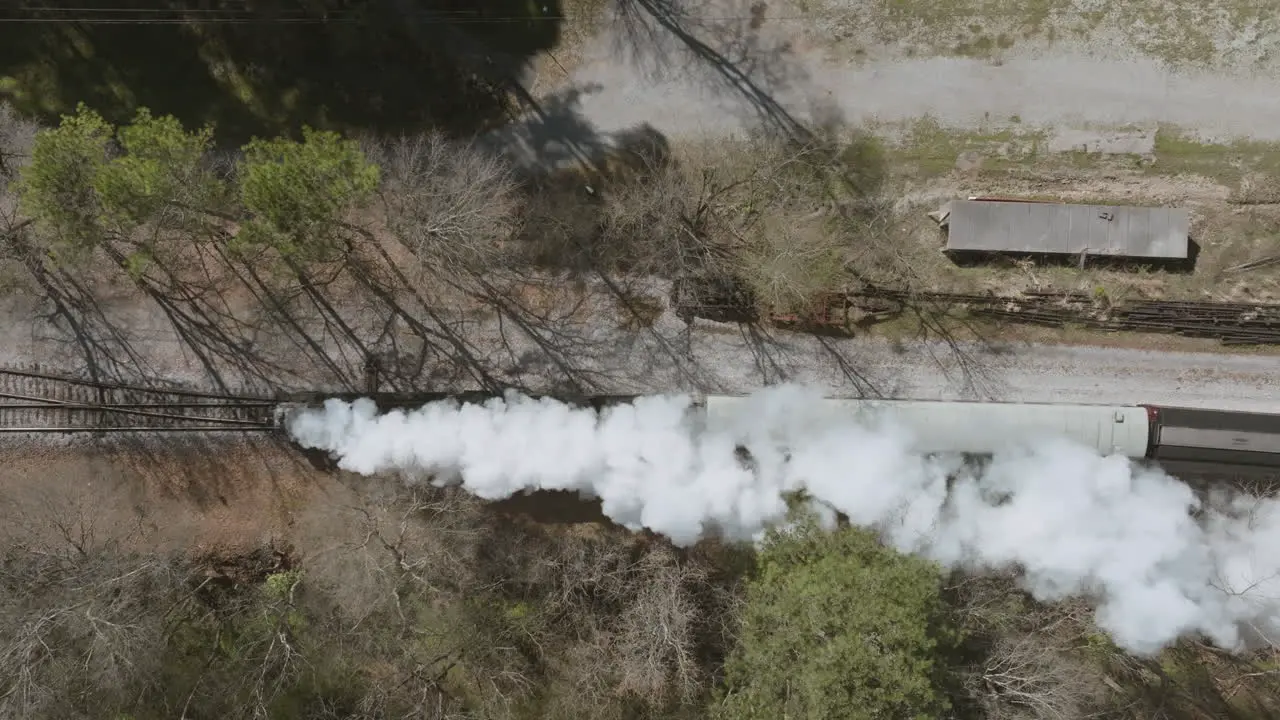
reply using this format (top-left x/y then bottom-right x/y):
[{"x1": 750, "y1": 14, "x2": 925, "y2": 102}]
[
  {"x1": 0, "y1": 551, "x2": 186, "y2": 718},
  {"x1": 974, "y1": 627, "x2": 1111, "y2": 720},
  {"x1": 0, "y1": 101, "x2": 36, "y2": 186},
  {"x1": 480, "y1": 526, "x2": 726, "y2": 718},
  {"x1": 300, "y1": 478, "x2": 488, "y2": 623},
  {"x1": 0, "y1": 102, "x2": 37, "y2": 290},
  {"x1": 292, "y1": 479, "x2": 499, "y2": 714},
  {"x1": 370, "y1": 132, "x2": 521, "y2": 276},
  {"x1": 950, "y1": 575, "x2": 1112, "y2": 720},
  {"x1": 594, "y1": 132, "x2": 872, "y2": 319},
  {"x1": 0, "y1": 485, "x2": 180, "y2": 719},
  {"x1": 610, "y1": 547, "x2": 708, "y2": 703}
]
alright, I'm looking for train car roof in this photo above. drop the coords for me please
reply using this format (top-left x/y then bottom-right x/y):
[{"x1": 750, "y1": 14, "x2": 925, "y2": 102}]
[{"x1": 702, "y1": 395, "x2": 1151, "y2": 458}]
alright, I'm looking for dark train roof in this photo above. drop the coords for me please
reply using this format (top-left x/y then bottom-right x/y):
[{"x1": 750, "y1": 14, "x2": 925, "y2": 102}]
[{"x1": 1148, "y1": 405, "x2": 1280, "y2": 433}]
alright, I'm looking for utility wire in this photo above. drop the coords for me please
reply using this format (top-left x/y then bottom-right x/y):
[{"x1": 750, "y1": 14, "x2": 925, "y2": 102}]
[
  {"x1": 0, "y1": 5, "x2": 566, "y2": 23},
  {"x1": 1, "y1": 6, "x2": 1258, "y2": 24}
]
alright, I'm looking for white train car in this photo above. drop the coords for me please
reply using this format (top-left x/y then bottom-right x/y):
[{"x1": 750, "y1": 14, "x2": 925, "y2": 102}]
[{"x1": 700, "y1": 395, "x2": 1152, "y2": 459}]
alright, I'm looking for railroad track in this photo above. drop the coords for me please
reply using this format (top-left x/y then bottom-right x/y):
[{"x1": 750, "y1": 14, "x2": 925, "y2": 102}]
[{"x1": 0, "y1": 367, "x2": 278, "y2": 433}]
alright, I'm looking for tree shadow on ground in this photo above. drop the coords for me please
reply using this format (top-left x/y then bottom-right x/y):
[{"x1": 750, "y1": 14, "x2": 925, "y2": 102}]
[
  {"x1": 611, "y1": 0, "x2": 814, "y2": 141},
  {"x1": 0, "y1": 0, "x2": 563, "y2": 144},
  {"x1": 0, "y1": 0, "x2": 912, "y2": 399},
  {"x1": 10, "y1": 216, "x2": 657, "y2": 396}
]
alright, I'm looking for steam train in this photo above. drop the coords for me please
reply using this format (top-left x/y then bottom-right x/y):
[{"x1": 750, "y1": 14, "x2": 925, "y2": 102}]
[
  {"x1": 701, "y1": 397, "x2": 1280, "y2": 473},
  {"x1": 277, "y1": 392, "x2": 1280, "y2": 475}
]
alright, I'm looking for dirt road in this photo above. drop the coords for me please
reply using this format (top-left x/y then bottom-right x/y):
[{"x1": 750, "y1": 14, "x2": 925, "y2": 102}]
[
  {"x1": 658, "y1": 316, "x2": 1280, "y2": 410},
  {"x1": 2, "y1": 283, "x2": 1275, "y2": 410},
  {"x1": 563, "y1": 1, "x2": 1280, "y2": 143}
]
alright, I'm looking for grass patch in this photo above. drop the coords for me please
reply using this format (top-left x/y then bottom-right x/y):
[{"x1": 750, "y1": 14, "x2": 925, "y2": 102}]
[
  {"x1": 556, "y1": 0, "x2": 611, "y2": 54},
  {"x1": 825, "y1": 114, "x2": 1280, "y2": 310},
  {"x1": 950, "y1": 30, "x2": 1017, "y2": 58},
  {"x1": 803, "y1": 0, "x2": 1280, "y2": 70},
  {"x1": 875, "y1": 117, "x2": 1280, "y2": 191},
  {"x1": 878, "y1": 116, "x2": 1048, "y2": 178},
  {"x1": 0, "y1": 7, "x2": 543, "y2": 144},
  {"x1": 563, "y1": 0, "x2": 609, "y2": 26},
  {"x1": 1150, "y1": 126, "x2": 1280, "y2": 190},
  {"x1": 863, "y1": 298, "x2": 1280, "y2": 355},
  {"x1": 872, "y1": 304, "x2": 983, "y2": 344},
  {"x1": 869, "y1": 0, "x2": 1066, "y2": 50}
]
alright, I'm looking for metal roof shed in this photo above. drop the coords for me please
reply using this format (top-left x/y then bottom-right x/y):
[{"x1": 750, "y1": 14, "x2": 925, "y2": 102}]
[{"x1": 945, "y1": 199, "x2": 1189, "y2": 260}]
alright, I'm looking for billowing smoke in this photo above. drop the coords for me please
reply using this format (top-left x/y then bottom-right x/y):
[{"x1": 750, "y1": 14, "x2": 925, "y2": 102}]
[{"x1": 286, "y1": 384, "x2": 1280, "y2": 656}]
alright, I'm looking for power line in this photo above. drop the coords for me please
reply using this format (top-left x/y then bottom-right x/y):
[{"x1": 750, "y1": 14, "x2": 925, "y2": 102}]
[
  {"x1": 0, "y1": 16, "x2": 561, "y2": 25},
  {"x1": 3, "y1": 6, "x2": 1266, "y2": 24},
  {"x1": 0, "y1": 6, "x2": 568, "y2": 23}
]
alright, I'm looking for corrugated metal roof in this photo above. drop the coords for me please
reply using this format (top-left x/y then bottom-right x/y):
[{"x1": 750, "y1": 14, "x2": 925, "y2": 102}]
[{"x1": 945, "y1": 199, "x2": 1189, "y2": 259}]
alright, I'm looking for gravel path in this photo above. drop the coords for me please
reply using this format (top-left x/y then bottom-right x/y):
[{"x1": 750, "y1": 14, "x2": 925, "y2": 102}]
[
  {"x1": 669, "y1": 319, "x2": 1280, "y2": 411},
  {"x1": 567, "y1": 2, "x2": 1280, "y2": 143},
  {"x1": 4, "y1": 285, "x2": 1274, "y2": 411},
  {"x1": 574, "y1": 46, "x2": 1280, "y2": 144}
]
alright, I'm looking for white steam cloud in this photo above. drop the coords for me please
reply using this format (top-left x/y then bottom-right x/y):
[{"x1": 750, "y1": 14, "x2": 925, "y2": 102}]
[{"x1": 286, "y1": 384, "x2": 1280, "y2": 656}]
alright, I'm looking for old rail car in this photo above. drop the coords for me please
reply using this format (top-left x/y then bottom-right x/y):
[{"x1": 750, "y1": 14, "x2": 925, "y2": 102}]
[
  {"x1": 670, "y1": 276, "x2": 862, "y2": 335},
  {"x1": 943, "y1": 199, "x2": 1191, "y2": 261},
  {"x1": 1144, "y1": 405, "x2": 1280, "y2": 470}
]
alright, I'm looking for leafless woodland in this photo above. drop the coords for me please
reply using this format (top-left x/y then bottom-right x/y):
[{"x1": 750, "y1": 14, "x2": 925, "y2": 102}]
[
  {"x1": 1, "y1": 6, "x2": 1273, "y2": 708},
  {"x1": 0, "y1": 82, "x2": 1002, "y2": 401}
]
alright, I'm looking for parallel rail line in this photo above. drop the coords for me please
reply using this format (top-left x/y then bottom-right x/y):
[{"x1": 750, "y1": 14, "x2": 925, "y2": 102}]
[{"x1": 0, "y1": 367, "x2": 277, "y2": 433}]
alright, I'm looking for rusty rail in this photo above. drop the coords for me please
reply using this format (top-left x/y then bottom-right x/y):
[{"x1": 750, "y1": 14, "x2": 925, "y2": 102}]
[
  {"x1": 677, "y1": 282, "x2": 1280, "y2": 347},
  {"x1": 860, "y1": 288, "x2": 1280, "y2": 346}
]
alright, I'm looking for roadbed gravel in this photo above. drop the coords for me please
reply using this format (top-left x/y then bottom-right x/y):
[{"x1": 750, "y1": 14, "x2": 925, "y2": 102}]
[{"x1": 2, "y1": 283, "x2": 1274, "y2": 412}]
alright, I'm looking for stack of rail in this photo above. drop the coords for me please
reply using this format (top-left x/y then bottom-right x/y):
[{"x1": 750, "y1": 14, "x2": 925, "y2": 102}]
[
  {"x1": 0, "y1": 367, "x2": 277, "y2": 433},
  {"x1": 1110, "y1": 299, "x2": 1280, "y2": 346},
  {"x1": 860, "y1": 289, "x2": 1280, "y2": 346}
]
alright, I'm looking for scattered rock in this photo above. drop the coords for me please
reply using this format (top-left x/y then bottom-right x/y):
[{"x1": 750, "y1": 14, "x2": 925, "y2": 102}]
[
  {"x1": 955, "y1": 150, "x2": 984, "y2": 172},
  {"x1": 1048, "y1": 126, "x2": 1156, "y2": 157}
]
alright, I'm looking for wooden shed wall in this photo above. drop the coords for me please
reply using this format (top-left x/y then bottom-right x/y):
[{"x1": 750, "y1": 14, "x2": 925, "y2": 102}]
[{"x1": 945, "y1": 200, "x2": 1189, "y2": 259}]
